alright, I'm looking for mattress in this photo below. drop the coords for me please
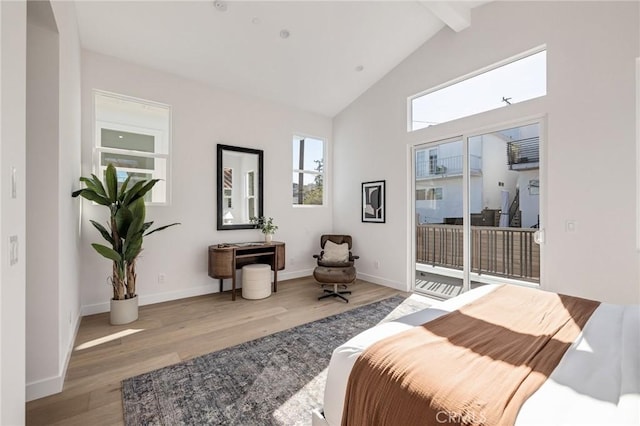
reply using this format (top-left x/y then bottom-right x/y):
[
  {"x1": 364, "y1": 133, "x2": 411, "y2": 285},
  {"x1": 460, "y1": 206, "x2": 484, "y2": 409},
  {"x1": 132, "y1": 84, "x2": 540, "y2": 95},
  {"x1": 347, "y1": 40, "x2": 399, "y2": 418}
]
[{"x1": 321, "y1": 285, "x2": 640, "y2": 425}]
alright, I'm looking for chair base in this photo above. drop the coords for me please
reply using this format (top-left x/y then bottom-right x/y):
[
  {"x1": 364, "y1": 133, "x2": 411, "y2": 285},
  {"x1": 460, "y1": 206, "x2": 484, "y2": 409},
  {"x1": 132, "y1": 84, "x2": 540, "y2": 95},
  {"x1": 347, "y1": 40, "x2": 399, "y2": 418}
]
[{"x1": 318, "y1": 284, "x2": 351, "y2": 303}]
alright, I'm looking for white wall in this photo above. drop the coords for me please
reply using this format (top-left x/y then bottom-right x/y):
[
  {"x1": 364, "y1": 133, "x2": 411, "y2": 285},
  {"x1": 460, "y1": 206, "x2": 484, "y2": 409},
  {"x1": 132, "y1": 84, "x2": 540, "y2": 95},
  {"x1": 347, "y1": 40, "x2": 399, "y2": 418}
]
[
  {"x1": 333, "y1": 1, "x2": 640, "y2": 303},
  {"x1": 80, "y1": 51, "x2": 333, "y2": 313},
  {"x1": 51, "y1": 0, "x2": 82, "y2": 397},
  {"x1": 24, "y1": 0, "x2": 83, "y2": 401},
  {"x1": 26, "y1": 0, "x2": 60, "y2": 396},
  {"x1": 0, "y1": 0, "x2": 26, "y2": 423}
]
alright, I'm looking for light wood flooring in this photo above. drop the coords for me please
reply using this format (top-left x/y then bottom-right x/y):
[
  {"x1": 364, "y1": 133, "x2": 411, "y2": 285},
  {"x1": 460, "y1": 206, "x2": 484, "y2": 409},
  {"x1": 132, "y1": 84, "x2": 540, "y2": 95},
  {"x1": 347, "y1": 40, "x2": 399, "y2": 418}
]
[{"x1": 26, "y1": 277, "x2": 404, "y2": 425}]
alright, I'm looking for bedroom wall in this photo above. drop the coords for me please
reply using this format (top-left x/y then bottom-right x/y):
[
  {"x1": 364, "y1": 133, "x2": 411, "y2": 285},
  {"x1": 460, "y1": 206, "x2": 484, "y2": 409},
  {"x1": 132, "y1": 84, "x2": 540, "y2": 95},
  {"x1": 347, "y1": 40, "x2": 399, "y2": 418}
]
[
  {"x1": 0, "y1": 0, "x2": 27, "y2": 422},
  {"x1": 80, "y1": 51, "x2": 333, "y2": 313},
  {"x1": 25, "y1": 0, "x2": 83, "y2": 401},
  {"x1": 333, "y1": 1, "x2": 640, "y2": 304},
  {"x1": 26, "y1": 0, "x2": 60, "y2": 397}
]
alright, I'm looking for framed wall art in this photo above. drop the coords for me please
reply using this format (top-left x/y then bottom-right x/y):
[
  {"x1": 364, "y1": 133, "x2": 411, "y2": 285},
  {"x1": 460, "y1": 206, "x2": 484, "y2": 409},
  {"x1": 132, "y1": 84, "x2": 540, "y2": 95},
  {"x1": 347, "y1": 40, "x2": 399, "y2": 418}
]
[{"x1": 362, "y1": 180, "x2": 385, "y2": 223}]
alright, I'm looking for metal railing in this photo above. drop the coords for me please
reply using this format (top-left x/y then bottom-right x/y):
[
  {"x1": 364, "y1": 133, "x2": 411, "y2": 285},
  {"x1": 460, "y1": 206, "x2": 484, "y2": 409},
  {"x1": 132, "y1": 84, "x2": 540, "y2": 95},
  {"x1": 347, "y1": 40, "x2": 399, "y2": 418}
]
[
  {"x1": 416, "y1": 224, "x2": 540, "y2": 283},
  {"x1": 416, "y1": 155, "x2": 482, "y2": 178},
  {"x1": 507, "y1": 137, "x2": 539, "y2": 168}
]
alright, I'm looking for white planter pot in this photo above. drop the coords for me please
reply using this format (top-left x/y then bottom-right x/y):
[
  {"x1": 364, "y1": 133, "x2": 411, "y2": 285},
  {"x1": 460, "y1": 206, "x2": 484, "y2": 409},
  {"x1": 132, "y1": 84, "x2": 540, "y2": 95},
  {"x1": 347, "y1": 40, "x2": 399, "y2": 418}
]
[
  {"x1": 110, "y1": 295, "x2": 138, "y2": 325},
  {"x1": 264, "y1": 233, "x2": 273, "y2": 244}
]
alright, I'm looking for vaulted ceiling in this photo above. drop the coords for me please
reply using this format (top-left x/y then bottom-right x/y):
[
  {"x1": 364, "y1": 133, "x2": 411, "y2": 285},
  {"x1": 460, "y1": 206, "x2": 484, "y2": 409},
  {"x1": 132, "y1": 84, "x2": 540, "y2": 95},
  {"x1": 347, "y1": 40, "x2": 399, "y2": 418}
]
[{"x1": 74, "y1": 1, "x2": 488, "y2": 117}]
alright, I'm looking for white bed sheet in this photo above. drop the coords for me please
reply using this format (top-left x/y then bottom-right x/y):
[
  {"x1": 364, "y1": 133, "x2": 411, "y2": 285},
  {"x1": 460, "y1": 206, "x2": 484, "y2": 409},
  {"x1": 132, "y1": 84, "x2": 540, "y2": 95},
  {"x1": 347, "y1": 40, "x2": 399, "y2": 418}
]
[{"x1": 322, "y1": 285, "x2": 640, "y2": 426}]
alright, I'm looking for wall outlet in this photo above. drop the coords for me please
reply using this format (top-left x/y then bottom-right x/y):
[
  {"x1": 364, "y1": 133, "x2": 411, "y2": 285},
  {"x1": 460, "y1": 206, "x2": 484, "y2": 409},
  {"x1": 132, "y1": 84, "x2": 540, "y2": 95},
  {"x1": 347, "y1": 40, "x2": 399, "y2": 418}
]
[
  {"x1": 158, "y1": 273, "x2": 166, "y2": 284},
  {"x1": 374, "y1": 260, "x2": 380, "y2": 269}
]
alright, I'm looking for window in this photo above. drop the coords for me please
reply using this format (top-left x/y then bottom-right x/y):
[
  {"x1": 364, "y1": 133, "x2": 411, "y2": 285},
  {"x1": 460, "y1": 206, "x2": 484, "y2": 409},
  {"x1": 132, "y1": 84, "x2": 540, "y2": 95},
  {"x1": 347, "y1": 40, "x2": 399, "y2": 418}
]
[
  {"x1": 94, "y1": 90, "x2": 171, "y2": 204},
  {"x1": 223, "y1": 167, "x2": 233, "y2": 208},
  {"x1": 292, "y1": 136, "x2": 324, "y2": 205},
  {"x1": 416, "y1": 187, "x2": 443, "y2": 201},
  {"x1": 410, "y1": 49, "x2": 546, "y2": 131},
  {"x1": 426, "y1": 187, "x2": 443, "y2": 200},
  {"x1": 246, "y1": 170, "x2": 256, "y2": 218},
  {"x1": 429, "y1": 148, "x2": 438, "y2": 174}
]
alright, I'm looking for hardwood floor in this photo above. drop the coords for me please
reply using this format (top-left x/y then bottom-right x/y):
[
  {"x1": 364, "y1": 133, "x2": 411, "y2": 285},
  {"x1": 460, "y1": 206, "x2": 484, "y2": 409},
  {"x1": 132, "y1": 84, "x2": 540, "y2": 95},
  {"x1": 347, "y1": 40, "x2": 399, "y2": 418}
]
[{"x1": 26, "y1": 277, "x2": 404, "y2": 425}]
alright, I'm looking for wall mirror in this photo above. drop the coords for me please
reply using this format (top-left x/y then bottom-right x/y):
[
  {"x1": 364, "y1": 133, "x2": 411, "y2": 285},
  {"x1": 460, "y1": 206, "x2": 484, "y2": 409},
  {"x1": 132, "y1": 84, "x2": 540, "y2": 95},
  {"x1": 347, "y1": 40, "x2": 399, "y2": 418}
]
[{"x1": 217, "y1": 144, "x2": 264, "y2": 230}]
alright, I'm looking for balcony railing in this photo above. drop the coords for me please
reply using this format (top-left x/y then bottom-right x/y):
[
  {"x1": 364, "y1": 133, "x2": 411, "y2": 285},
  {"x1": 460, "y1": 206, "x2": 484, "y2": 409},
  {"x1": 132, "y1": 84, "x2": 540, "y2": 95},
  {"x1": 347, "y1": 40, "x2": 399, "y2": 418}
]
[
  {"x1": 416, "y1": 224, "x2": 540, "y2": 283},
  {"x1": 416, "y1": 155, "x2": 482, "y2": 179},
  {"x1": 507, "y1": 136, "x2": 539, "y2": 170}
]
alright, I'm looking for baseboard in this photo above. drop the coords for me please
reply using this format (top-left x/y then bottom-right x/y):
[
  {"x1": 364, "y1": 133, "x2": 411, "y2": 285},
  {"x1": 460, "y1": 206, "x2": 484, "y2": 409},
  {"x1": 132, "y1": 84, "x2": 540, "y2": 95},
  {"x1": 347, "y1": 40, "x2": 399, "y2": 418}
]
[
  {"x1": 279, "y1": 269, "x2": 314, "y2": 281},
  {"x1": 81, "y1": 284, "x2": 221, "y2": 316},
  {"x1": 81, "y1": 270, "x2": 316, "y2": 316},
  {"x1": 26, "y1": 310, "x2": 82, "y2": 401},
  {"x1": 356, "y1": 272, "x2": 408, "y2": 291}
]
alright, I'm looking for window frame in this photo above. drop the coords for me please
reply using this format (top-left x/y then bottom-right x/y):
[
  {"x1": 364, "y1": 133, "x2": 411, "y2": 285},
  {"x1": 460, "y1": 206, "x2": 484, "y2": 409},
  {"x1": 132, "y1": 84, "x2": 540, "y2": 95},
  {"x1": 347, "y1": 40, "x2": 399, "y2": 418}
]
[
  {"x1": 292, "y1": 134, "x2": 326, "y2": 207},
  {"x1": 93, "y1": 89, "x2": 172, "y2": 206},
  {"x1": 408, "y1": 45, "x2": 547, "y2": 132}
]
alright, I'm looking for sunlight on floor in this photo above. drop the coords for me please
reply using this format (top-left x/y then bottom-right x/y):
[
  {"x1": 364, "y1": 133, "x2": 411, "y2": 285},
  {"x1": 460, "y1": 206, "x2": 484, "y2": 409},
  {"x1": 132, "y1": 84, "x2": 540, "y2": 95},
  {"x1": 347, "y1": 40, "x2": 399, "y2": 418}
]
[
  {"x1": 273, "y1": 367, "x2": 328, "y2": 424},
  {"x1": 74, "y1": 328, "x2": 144, "y2": 351}
]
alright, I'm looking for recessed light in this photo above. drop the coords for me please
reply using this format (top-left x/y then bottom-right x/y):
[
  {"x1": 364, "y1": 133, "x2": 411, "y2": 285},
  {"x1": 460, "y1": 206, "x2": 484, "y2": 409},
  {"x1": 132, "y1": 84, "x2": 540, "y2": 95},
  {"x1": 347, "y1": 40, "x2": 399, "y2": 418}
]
[
  {"x1": 279, "y1": 29, "x2": 290, "y2": 39},
  {"x1": 213, "y1": 1, "x2": 227, "y2": 12},
  {"x1": 118, "y1": 135, "x2": 124, "y2": 139},
  {"x1": 355, "y1": 65, "x2": 364, "y2": 72}
]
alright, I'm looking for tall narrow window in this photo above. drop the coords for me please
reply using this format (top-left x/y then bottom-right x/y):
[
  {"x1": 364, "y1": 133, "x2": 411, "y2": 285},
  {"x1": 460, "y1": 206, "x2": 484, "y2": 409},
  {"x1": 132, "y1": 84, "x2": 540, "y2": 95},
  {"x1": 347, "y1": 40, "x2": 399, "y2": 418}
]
[
  {"x1": 410, "y1": 49, "x2": 546, "y2": 131},
  {"x1": 94, "y1": 90, "x2": 171, "y2": 204},
  {"x1": 246, "y1": 170, "x2": 256, "y2": 218},
  {"x1": 223, "y1": 167, "x2": 233, "y2": 208},
  {"x1": 292, "y1": 136, "x2": 324, "y2": 206}
]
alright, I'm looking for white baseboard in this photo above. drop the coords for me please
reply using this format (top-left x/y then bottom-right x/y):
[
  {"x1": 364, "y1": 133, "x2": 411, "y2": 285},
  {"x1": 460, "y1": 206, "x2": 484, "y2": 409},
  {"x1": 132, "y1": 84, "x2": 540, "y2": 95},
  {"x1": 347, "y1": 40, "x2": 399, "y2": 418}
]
[
  {"x1": 81, "y1": 271, "x2": 405, "y2": 316},
  {"x1": 81, "y1": 284, "x2": 220, "y2": 316},
  {"x1": 356, "y1": 272, "x2": 408, "y2": 292},
  {"x1": 279, "y1": 269, "x2": 314, "y2": 281},
  {"x1": 81, "y1": 270, "x2": 316, "y2": 316},
  {"x1": 26, "y1": 374, "x2": 64, "y2": 402},
  {"x1": 26, "y1": 310, "x2": 82, "y2": 401}
]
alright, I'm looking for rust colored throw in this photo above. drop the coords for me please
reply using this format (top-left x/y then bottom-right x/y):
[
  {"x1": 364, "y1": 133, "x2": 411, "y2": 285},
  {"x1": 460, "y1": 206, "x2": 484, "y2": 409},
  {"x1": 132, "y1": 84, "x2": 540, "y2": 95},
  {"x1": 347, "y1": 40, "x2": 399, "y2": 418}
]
[{"x1": 341, "y1": 285, "x2": 600, "y2": 426}]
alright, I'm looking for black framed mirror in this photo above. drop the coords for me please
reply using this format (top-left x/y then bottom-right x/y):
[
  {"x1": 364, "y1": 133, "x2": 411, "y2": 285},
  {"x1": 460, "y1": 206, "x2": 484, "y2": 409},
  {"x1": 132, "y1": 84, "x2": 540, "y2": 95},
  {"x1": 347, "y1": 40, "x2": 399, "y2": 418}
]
[{"x1": 217, "y1": 144, "x2": 264, "y2": 230}]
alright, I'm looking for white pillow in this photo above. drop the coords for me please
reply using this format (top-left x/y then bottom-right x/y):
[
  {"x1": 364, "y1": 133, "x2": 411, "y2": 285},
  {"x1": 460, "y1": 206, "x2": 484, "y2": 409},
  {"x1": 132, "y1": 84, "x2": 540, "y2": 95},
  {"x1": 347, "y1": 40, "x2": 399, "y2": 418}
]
[{"x1": 323, "y1": 240, "x2": 349, "y2": 262}]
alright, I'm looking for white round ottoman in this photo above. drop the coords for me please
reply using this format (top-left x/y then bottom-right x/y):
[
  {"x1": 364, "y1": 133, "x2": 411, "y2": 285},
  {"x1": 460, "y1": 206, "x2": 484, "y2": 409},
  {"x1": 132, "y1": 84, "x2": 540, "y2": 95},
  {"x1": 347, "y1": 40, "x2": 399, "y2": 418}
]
[{"x1": 242, "y1": 264, "x2": 272, "y2": 300}]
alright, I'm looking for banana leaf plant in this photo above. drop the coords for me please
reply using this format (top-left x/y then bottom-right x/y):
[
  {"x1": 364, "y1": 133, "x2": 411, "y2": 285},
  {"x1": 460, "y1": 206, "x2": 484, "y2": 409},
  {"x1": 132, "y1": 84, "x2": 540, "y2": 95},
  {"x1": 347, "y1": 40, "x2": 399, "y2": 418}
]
[{"x1": 72, "y1": 164, "x2": 180, "y2": 300}]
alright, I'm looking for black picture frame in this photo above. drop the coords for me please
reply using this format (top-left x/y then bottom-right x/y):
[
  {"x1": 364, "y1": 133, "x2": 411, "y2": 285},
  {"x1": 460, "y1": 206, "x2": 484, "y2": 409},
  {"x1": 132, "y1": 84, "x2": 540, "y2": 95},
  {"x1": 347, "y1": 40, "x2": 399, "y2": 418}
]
[
  {"x1": 361, "y1": 180, "x2": 385, "y2": 223},
  {"x1": 216, "y1": 144, "x2": 264, "y2": 230}
]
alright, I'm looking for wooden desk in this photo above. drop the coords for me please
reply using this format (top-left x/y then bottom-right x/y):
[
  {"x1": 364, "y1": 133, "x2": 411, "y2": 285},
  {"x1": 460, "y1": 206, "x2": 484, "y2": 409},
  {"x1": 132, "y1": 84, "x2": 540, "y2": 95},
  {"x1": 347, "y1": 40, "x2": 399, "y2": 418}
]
[{"x1": 208, "y1": 242, "x2": 285, "y2": 300}]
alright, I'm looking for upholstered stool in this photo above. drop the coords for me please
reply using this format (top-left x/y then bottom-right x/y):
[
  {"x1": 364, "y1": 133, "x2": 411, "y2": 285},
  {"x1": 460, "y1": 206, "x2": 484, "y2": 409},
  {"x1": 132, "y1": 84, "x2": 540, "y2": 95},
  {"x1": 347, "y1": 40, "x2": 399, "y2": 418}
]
[
  {"x1": 242, "y1": 264, "x2": 272, "y2": 300},
  {"x1": 313, "y1": 265, "x2": 356, "y2": 302}
]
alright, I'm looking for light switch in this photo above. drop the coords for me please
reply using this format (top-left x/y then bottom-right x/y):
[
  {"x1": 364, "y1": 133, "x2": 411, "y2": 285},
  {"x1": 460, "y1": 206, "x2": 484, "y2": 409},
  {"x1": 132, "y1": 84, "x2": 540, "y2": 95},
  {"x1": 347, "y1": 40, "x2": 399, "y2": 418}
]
[{"x1": 565, "y1": 220, "x2": 576, "y2": 232}]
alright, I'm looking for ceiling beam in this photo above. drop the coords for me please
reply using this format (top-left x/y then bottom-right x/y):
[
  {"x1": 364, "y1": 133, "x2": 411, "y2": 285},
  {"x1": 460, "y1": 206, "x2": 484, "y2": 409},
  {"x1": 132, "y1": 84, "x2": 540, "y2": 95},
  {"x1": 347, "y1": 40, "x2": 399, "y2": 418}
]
[{"x1": 420, "y1": 1, "x2": 471, "y2": 32}]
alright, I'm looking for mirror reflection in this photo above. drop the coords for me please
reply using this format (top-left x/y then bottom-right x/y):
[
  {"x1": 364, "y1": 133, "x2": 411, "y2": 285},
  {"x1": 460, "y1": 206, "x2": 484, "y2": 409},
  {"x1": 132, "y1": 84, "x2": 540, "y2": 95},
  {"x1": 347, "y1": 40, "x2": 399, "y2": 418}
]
[{"x1": 217, "y1": 144, "x2": 263, "y2": 230}]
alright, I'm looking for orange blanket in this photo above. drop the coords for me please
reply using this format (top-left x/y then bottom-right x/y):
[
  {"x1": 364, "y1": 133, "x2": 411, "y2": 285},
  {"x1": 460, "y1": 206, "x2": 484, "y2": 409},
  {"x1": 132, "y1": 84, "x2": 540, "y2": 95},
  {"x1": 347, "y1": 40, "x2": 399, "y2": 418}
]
[{"x1": 341, "y1": 285, "x2": 600, "y2": 426}]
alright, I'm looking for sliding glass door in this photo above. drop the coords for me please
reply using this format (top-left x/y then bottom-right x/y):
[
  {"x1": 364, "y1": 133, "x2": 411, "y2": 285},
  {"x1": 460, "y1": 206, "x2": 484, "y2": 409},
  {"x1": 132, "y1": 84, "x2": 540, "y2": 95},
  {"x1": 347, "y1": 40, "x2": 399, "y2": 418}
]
[
  {"x1": 414, "y1": 137, "x2": 465, "y2": 298},
  {"x1": 414, "y1": 121, "x2": 542, "y2": 299}
]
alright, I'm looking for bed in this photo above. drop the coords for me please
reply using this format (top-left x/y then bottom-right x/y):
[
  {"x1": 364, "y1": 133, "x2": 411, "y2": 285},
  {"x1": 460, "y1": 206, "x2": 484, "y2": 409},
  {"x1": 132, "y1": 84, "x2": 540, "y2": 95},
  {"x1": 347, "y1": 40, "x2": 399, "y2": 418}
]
[{"x1": 312, "y1": 285, "x2": 640, "y2": 425}]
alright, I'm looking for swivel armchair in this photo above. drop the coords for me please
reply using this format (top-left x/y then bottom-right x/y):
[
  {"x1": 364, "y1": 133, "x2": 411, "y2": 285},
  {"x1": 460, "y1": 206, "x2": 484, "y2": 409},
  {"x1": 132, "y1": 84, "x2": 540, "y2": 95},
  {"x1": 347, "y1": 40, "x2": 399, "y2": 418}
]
[{"x1": 312, "y1": 235, "x2": 359, "y2": 303}]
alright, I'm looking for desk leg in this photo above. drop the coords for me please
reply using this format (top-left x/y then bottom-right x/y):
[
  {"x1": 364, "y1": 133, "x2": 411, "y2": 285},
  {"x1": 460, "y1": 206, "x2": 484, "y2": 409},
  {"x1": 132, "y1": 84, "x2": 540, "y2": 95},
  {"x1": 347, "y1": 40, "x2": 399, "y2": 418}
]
[
  {"x1": 232, "y1": 272, "x2": 236, "y2": 301},
  {"x1": 273, "y1": 250, "x2": 278, "y2": 293},
  {"x1": 219, "y1": 279, "x2": 223, "y2": 293}
]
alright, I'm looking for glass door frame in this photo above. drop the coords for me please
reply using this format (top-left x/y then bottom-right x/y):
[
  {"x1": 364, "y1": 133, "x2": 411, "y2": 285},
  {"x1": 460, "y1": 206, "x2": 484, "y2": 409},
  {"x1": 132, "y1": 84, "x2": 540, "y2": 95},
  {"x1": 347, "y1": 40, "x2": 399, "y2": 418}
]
[{"x1": 410, "y1": 115, "x2": 546, "y2": 296}]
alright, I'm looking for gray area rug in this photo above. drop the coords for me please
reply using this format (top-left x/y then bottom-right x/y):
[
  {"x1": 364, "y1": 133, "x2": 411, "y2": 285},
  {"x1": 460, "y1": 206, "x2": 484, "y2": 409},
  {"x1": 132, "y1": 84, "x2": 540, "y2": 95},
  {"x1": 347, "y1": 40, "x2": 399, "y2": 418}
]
[{"x1": 122, "y1": 295, "x2": 429, "y2": 425}]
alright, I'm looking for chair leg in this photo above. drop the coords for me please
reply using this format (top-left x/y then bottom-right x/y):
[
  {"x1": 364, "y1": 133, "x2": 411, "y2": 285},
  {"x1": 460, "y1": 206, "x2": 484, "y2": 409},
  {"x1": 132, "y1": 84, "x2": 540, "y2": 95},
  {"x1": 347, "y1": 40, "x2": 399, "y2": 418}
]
[{"x1": 318, "y1": 284, "x2": 351, "y2": 303}]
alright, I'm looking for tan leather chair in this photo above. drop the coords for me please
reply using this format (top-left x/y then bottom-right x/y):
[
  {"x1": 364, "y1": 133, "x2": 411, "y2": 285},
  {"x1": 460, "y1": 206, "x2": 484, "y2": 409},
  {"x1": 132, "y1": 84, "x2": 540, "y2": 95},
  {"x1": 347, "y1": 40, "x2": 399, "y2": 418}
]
[{"x1": 312, "y1": 235, "x2": 359, "y2": 302}]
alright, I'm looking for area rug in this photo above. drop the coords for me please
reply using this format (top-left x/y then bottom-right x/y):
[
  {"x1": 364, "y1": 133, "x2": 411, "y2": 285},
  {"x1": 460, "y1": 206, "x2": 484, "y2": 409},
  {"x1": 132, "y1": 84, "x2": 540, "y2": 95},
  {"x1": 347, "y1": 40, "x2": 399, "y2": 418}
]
[{"x1": 122, "y1": 295, "x2": 429, "y2": 425}]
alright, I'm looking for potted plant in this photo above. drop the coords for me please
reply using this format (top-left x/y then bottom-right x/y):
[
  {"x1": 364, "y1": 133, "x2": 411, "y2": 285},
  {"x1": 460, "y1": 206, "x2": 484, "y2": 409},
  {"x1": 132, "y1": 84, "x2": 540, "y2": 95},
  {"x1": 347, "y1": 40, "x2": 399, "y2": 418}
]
[
  {"x1": 72, "y1": 164, "x2": 179, "y2": 325},
  {"x1": 250, "y1": 216, "x2": 278, "y2": 243}
]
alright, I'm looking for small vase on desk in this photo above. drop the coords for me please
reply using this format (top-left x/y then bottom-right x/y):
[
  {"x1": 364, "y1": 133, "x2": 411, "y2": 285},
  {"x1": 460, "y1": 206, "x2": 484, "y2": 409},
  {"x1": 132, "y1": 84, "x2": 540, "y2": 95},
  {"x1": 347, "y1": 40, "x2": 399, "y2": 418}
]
[{"x1": 264, "y1": 233, "x2": 273, "y2": 244}]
